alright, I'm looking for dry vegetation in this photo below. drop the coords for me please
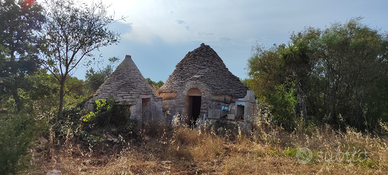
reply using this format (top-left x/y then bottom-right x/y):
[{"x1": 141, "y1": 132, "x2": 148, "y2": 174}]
[{"x1": 24, "y1": 118, "x2": 388, "y2": 175}]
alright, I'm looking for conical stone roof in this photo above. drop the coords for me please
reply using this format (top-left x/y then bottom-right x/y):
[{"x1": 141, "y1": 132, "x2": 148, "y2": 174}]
[
  {"x1": 159, "y1": 43, "x2": 247, "y2": 98},
  {"x1": 93, "y1": 55, "x2": 156, "y2": 103}
]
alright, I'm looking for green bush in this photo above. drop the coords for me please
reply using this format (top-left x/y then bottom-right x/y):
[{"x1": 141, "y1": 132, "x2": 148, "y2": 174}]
[
  {"x1": 269, "y1": 80, "x2": 298, "y2": 130},
  {"x1": 56, "y1": 98, "x2": 135, "y2": 146},
  {"x1": 0, "y1": 112, "x2": 36, "y2": 174},
  {"x1": 83, "y1": 99, "x2": 115, "y2": 122},
  {"x1": 83, "y1": 99, "x2": 132, "y2": 127},
  {"x1": 54, "y1": 97, "x2": 91, "y2": 138}
]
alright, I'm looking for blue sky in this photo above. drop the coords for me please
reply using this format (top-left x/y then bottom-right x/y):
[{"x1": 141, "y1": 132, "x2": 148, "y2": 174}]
[{"x1": 72, "y1": 0, "x2": 388, "y2": 82}]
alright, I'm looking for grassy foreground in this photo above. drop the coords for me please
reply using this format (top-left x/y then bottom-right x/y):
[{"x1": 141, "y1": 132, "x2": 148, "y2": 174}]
[{"x1": 25, "y1": 120, "x2": 388, "y2": 174}]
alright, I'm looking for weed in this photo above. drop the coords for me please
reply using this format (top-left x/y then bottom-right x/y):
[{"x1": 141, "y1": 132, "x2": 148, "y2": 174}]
[{"x1": 24, "y1": 111, "x2": 388, "y2": 174}]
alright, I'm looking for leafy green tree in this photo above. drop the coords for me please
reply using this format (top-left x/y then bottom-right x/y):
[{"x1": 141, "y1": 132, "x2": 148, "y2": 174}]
[
  {"x1": 85, "y1": 66, "x2": 113, "y2": 92},
  {"x1": 0, "y1": 0, "x2": 44, "y2": 111},
  {"x1": 248, "y1": 44, "x2": 286, "y2": 104},
  {"x1": 307, "y1": 18, "x2": 388, "y2": 130},
  {"x1": 25, "y1": 70, "x2": 88, "y2": 120},
  {"x1": 63, "y1": 76, "x2": 88, "y2": 107},
  {"x1": 240, "y1": 78, "x2": 250, "y2": 88},
  {"x1": 248, "y1": 44, "x2": 299, "y2": 129},
  {"x1": 41, "y1": 0, "x2": 120, "y2": 117},
  {"x1": 155, "y1": 81, "x2": 164, "y2": 88},
  {"x1": 281, "y1": 28, "x2": 321, "y2": 120},
  {"x1": 25, "y1": 70, "x2": 59, "y2": 114},
  {"x1": 145, "y1": 78, "x2": 164, "y2": 95},
  {"x1": 146, "y1": 78, "x2": 164, "y2": 89},
  {"x1": 248, "y1": 18, "x2": 388, "y2": 131},
  {"x1": 85, "y1": 57, "x2": 119, "y2": 92}
]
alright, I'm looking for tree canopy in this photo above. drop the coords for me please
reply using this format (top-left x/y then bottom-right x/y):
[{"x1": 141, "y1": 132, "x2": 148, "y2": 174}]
[
  {"x1": 85, "y1": 56, "x2": 120, "y2": 93},
  {"x1": 41, "y1": 0, "x2": 120, "y2": 117},
  {"x1": 247, "y1": 18, "x2": 388, "y2": 131},
  {"x1": 0, "y1": 0, "x2": 44, "y2": 111}
]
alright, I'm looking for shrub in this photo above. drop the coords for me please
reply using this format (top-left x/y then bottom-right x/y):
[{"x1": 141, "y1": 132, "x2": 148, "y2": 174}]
[
  {"x1": 0, "y1": 112, "x2": 36, "y2": 174},
  {"x1": 269, "y1": 80, "x2": 298, "y2": 130},
  {"x1": 55, "y1": 98, "x2": 135, "y2": 146},
  {"x1": 83, "y1": 99, "x2": 131, "y2": 127},
  {"x1": 83, "y1": 99, "x2": 115, "y2": 122}
]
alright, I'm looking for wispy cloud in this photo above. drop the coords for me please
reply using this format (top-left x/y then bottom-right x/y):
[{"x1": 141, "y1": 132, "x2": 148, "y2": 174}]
[
  {"x1": 197, "y1": 32, "x2": 214, "y2": 36},
  {"x1": 101, "y1": 0, "x2": 388, "y2": 47},
  {"x1": 176, "y1": 20, "x2": 186, "y2": 25}
]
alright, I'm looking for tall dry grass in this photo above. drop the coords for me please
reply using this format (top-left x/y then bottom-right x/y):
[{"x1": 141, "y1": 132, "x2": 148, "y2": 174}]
[{"x1": 25, "y1": 115, "x2": 388, "y2": 174}]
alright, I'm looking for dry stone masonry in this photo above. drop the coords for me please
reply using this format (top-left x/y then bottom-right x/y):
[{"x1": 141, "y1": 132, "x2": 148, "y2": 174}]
[
  {"x1": 159, "y1": 43, "x2": 247, "y2": 98},
  {"x1": 159, "y1": 43, "x2": 259, "y2": 130},
  {"x1": 88, "y1": 55, "x2": 163, "y2": 126},
  {"x1": 89, "y1": 43, "x2": 262, "y2": 133}
]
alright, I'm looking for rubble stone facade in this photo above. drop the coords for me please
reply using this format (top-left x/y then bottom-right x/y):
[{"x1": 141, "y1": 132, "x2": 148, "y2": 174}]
[
  {"x1": 159, "y1": 43, "x2": 256, "y2": 126},
  {"x1": 89, "y1": 44, "x2": 262, "y2": 133},
  {"x1": 88, "y1": 55, "x2": 163, "y2": 126}
]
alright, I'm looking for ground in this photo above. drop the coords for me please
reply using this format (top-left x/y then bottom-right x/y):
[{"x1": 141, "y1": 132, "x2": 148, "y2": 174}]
[{"x1": 25, "y1": 122, "x2": 388, "y2": 175}]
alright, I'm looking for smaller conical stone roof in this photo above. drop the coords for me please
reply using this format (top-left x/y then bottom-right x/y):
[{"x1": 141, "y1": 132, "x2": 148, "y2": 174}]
[
  {"x1": 93, "y1": 55, "x2": 156, "y2": 103},
  {"x1": 159, "y1": 43, "x2": 247, "y2": 98}
]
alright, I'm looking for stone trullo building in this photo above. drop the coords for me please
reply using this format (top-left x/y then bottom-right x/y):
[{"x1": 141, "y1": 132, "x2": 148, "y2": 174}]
[
  {"x1": 88, "y1": 55, "x2": 163, "y2": 126},
  {"x1": 89, "y1": 44, "x2": 259, "y2": 131},
  {"x1": 159, "y1": 43, "x2": 257, "y2": 127}
]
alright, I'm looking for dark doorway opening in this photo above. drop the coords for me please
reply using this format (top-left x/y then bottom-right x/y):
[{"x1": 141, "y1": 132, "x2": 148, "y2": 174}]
[
  {"x1": 236, "y1": 105, "x2": 245, "y2": 119},
  {"x1": 142, "y1": 98, "x2": 151, "y2": 126},
  {"x1": 188, "y1": 96, "x2": 201, "y2": 126}
]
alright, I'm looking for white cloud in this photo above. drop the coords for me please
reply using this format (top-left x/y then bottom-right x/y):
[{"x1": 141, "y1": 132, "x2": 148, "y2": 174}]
[
  {"x1": 39, "y1": 0, "x2": 388, "y2": 81},
  {"x1": 100, "y1": 0, "x2": 265, "y2": 44},
  {"x1": 38, "y1": 0, "x2": 388, "y2": 47}
]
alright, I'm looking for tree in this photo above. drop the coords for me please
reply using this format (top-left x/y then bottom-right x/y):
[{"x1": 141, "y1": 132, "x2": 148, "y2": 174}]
[
  {"x1": 308, "y1": 18, "x2": 388, "y2": 130},
  {"x1": 247, "y1": 18, "x2": 388, "y2": 131},
  {"x1": 146, "y1": 78, "x2": 164, "y2": 89},
  {"x1": 85, "y1": 65, "x2": 113, "y2": 92},
  {"x1": 85, "y1": 57, "x2": 119, "y2": 92},
  {"x1": 145, "y1": 78, "x2": 164, "y2": 95},
  {"x1": 41, "y1": 0, "x2": 120, "y2": 117},
  {"x1": 0, "y1": 0, "x2": 44, "y2": 111},
  {"x1": 281, "y1": 28, "x2": 321, "y2": 120},
  {"x1": 247, "y1": 44, "x2": 299, "y2": 130},
  {"x1": 247, "y1": 44, "x2": 286, "y2": 103}
]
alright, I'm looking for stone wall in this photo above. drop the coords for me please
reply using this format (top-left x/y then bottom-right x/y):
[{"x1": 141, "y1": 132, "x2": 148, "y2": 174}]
[
  {"x1": 159, "y1": 43, "x2": 249, "y2": 125},
  {"x1": 161, "y1": 79, "x2": 212, "y2": 123},
  {"x1": 86, "y1": 44, "x2": 264, "y2": 132},
  {"x1": 87, "y1": 55, "x2": 163, "y2": 127}
]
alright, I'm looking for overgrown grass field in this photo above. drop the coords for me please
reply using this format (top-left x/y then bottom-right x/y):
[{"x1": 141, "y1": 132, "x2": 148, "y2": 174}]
[{"x1": 25, "y1": 118, "x2": 388, "y2": 174}]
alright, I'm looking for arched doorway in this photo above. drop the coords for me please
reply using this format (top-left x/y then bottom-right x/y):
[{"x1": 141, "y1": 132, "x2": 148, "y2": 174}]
[{"x1": 187, "y1": 88, "x2": 201, "y2": 126}]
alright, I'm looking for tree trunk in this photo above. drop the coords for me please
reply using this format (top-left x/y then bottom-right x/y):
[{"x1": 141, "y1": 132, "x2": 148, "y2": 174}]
[
  {"x1": 11, "y1": 88, "x2": 22, "y2": 112},
  {"x1": 58, "y1": 79, "x2": 65, "y2": 118},
  {"x1": 296, "y1": 82, "x2": 307, "y2": 120},
  {"x1": 9, "y1": 50, "x2": 23, "y2": 111}
]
